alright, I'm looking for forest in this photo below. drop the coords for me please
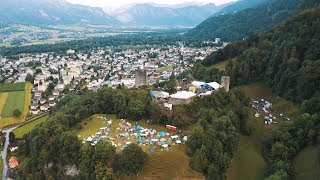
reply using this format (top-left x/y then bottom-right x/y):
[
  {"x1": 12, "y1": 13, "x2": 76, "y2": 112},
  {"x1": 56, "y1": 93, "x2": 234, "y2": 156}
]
[
  {"x1": 183, "y1": 4, "x2": 320, "y2": 179},
  {"x1": 184, "y1": 0, "x2": 300, "y2": 42}
]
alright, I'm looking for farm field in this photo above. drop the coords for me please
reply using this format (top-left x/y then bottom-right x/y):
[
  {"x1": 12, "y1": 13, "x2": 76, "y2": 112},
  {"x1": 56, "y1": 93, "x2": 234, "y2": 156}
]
[
  {"x1": 1, "y1": 91, "x2": 25, "y2": 117},
  {"x1": 0, "y1": 93, "x2": 9, "y2": 113},
  {"x1": 0, "y1": 83, "x2": 32, "y2": 128},
  {"x1": 0, "y1": 83, "x2": 25, "y2": 92},
  {"x1": 293, "y1": 146, "x2": 320, "y2": 180},
  {"x1": 13, "y1": 115, "x2": 49, "y2": 138}
]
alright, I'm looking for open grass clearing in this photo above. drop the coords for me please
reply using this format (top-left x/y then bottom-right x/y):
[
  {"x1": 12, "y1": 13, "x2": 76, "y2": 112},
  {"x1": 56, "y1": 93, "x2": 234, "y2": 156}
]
[
  {"x1": 240, "y1": 83, "x2": 300, "y2": 123},
  {"x1": 227, "y1": 109, "x2": 267, "y2": 180},
  {"x1": 74, "y1": 114, "x2": 168, "y2": 141},
  {"x1": 121, "y1": 146, "x2": 204, "y2": 180},
  {"x1": 74, "y1": 114, "x2": 203, "y2": 179},
  {"x1": 13, "y1": 115, "x2": 49, "y2": 138},
  {"x1": 293, "y1": 146, "x2": 320, "y2": 180}
]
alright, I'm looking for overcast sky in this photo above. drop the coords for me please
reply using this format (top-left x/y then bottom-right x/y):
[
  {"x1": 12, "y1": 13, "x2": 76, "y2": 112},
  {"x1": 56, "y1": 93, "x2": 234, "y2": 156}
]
[{"x1": 66, "y1": 0, "x2": 236, "y2": 9}]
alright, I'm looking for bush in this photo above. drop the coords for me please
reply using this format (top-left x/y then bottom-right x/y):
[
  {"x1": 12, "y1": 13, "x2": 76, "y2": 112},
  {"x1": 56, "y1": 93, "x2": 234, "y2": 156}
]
[{"x1": 13, "y1": 109, "x2": 22, "y2": 117}]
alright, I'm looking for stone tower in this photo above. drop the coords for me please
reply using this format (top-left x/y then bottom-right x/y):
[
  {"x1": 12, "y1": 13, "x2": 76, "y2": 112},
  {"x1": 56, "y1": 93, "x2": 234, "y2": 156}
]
[
  {"x1": 221, "y1": 76, "x2": 230, "y2": 92},
  {"x1": 135, "y1": 69, "x2": 147, "y2": 88}
]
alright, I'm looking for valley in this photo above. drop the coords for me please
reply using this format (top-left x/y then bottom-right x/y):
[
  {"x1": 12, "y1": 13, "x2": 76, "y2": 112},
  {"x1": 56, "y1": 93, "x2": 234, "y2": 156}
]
[{"x1": 0, "y1": 0, "x2": 319, "y2": 179}]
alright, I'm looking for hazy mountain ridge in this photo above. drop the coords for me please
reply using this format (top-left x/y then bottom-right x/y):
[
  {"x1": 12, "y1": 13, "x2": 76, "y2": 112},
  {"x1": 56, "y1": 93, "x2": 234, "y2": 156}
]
[
  {"x1": 105, "y1": 3, "x2": 228, "y2": 26},
  {"x1": 0, "y1": 0, "x2": 117, "y2": 25},
  {"x1": 185, "y1": 0, "x2": 300, "y2": 41}
]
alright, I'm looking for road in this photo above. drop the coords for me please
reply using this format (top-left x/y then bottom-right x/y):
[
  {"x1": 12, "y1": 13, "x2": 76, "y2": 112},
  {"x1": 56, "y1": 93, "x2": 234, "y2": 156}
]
[
  {"x1": 1, "y1": 126, "x2": 18, "y2": 180},
  {"x1": 0, "y1": 113, "x2": 48, "y2": 179}
]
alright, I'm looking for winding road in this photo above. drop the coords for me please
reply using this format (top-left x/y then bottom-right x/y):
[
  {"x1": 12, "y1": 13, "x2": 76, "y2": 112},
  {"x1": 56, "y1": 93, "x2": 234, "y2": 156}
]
[
  {"x1": 1, "y1": 126, "x2": 18, "y2": 180},
  {"x1": 0, "y1": 113, "x2": 48, "y2": 180}
]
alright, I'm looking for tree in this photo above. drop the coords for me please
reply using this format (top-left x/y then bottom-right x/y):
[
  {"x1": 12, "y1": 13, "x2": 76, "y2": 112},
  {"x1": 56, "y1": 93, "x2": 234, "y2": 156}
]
[
  {"x1": 94, "y1": 140, "x2": 116, "y2": 164},
  {"x1": 127, "y1": 100, "x2": 145, "y2": 120},
  {"x1": 13, "y1": 109, "x2": 22, "y2": 117},
  {"x1": 95, "y1": 162, "x2": 117, "y2": 180},
  {"x1": 25, "y1": 74, "x2": 34, "y2": 83},
  {"x1": 9, "y1": 132, "x2": 15, "y2": 143},
  {"x1": 118, "y1": 144, "x2": 148, "y2": 175}
]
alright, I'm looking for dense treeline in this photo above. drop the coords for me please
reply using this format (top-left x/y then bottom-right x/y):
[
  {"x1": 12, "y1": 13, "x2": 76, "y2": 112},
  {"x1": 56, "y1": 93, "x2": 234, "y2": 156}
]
[
  {"x1": 0, "y1": 32, "x2": 181, "y2": 57},
  {"x1": 184, "y1": 0, "x2": 300, "y2": 42},
  {"x1": 17, "y1": 83, "x2": 250, "y2": 179},
  {"x1": 186, "y1": 89, "x2": 250, "y2": 179}
]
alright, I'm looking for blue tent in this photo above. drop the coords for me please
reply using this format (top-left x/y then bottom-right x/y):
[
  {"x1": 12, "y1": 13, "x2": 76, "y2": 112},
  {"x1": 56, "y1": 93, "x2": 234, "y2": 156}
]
[{"x1": 159, "y1": 131, "x2": 166, "y2": 137}]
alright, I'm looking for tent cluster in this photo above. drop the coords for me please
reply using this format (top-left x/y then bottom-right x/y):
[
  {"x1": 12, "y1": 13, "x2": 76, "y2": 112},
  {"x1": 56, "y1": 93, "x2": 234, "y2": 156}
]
[{"x1": 82, "y1": 116, "x2": 188, "y2": 153}]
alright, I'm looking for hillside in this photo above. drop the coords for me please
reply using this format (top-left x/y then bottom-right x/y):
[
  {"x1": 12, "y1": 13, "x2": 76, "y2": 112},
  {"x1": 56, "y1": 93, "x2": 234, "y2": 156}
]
[
  {"x1": 214, "y1": 0, "x2": 268, "y2": 16},
  {"x1": 184, "y1": 0, "x2": 300, "y2": 41},
  {"x1": 192, "y1": 6, "x2": 320, "y2": 113},
  {"x1": 0, "y1": 0, "x2": 116, "y2": 25}
]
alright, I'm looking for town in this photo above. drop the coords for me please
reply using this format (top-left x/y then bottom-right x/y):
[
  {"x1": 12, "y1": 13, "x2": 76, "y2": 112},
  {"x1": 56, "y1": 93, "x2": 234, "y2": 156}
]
[{"x1": 0, "y1": 43, "x2": 225, "y2": 115}]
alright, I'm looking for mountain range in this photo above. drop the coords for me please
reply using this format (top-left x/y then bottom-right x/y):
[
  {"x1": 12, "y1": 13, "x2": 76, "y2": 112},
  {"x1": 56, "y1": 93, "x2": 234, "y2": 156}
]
[
  {"x1": 185, "y1": 0, "x2": 300, "y2": 41},
  {"x1": 0, "y1": 0, "x2": 115, "y2": 26},
  {"x1": 0, "y1": 0, "x2": 282, "y2": 28},
  {"x1": 111, "y1": 3, "x2": 228, "y2": 27}
]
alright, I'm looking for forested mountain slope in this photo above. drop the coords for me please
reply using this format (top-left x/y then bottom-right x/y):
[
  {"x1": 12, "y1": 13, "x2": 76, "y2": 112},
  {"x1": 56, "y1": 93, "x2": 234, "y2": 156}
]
[
  {"x1": 192, "y1": 7, "x2": 320, "y2": 113},
  {"x1": 214, "y1": 0, "x2": 268, "y2": 16},
  {"x1": 184, "y1": 0, "x2": 300, "y2": 42},
  {"x1": 184, "y1": 6, "x2": 320, "y2": 179}
]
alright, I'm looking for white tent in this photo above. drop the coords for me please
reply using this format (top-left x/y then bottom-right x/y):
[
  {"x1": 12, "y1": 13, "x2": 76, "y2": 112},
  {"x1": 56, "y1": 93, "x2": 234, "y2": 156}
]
[
  {"x1": 206, "y1": 82, "x2": 222, "y2": 91},
  {"x1": 161, "y1": 144, "x2": 169, "y2": 148}
]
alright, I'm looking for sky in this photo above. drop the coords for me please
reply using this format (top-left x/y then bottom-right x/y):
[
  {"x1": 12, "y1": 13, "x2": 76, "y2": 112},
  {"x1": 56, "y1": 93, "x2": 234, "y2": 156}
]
[{"x1": 66, "y1": 0, "x2": 236, "y2": 9}]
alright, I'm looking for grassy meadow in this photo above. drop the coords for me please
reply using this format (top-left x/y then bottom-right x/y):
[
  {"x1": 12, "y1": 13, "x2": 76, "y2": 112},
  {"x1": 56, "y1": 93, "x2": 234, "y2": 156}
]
[
  {"x1": 75, "y1": 114, "x2": 203, "y2": 180},
  {"x1": 293, "y1": 146, "x2": 320, "y2": 180},
  {"x1": 13, "y1": 115, "x2": 49, "y2": 138}
]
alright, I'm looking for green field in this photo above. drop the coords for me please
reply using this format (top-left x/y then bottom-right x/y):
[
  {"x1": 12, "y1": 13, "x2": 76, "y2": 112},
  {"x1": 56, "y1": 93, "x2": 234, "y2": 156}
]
[
  {"x1": 0, "y1": 93, "x2": 9, "y2": 113},
  {"x1": 13, "y1": 115, "x2": 49, "y2": 138},
  {"x1": 293, "y1": 146, "x2": 320, "y2": 180},
  {"x1": 1, "y1": 91, "x2": 25, "y2": 117},
  {"x1": 0, "y1": 83, "x2": 32, "y2": 128},
  {"x1": 0, "y1": 83, "x2": 25, "y2": 92},
  {"x1": 227, "y1": 109, "x2": 267, "y2": 180}
]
